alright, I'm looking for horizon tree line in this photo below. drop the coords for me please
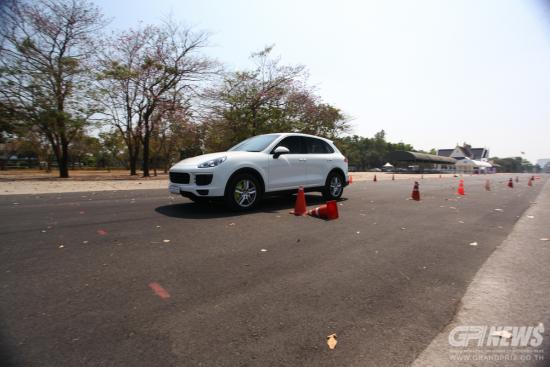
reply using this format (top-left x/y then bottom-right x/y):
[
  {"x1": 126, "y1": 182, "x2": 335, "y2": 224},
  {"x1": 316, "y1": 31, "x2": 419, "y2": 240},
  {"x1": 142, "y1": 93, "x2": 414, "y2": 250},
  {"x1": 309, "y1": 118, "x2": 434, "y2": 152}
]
[{"x1": 0, "y1": 0, "x2": 535, "y2": 176}]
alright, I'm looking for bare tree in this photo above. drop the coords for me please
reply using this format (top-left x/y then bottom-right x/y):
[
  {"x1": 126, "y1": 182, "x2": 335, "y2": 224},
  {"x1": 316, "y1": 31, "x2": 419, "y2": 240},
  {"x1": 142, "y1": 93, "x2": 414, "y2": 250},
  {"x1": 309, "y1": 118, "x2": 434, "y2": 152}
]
[
  {"x1": 96, "y1": 26, "x2": 152, "y2": 175},
  {"x1": 98, "y1": 21, "x2": 214, "y2": 176},
  {"x1": 0, "y1": 0, "x2": 106, "y2": 177},
  {"x1": 150, "y1": 94, "x2": 201, "y2": 174},
  {"x1": 136, "y1": 21, "x2": 213, "y2": 177}
]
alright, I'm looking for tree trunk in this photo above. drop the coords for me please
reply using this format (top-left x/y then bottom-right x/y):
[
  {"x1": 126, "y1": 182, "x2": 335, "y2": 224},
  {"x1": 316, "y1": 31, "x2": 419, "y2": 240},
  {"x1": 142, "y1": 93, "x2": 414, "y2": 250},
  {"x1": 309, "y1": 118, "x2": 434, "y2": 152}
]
[
  {"x1": 59, "y1": 140, "x2": 70, "y2": 178},
  {"x1": 129, "y1": 157, "x2": 137, "y2": 176},
  {"x1": 142, "y1": 133, "x2": 150, "y2": 177},
  {"x1": 128, "y1": 143, "x2": 139, "y2": 176}
]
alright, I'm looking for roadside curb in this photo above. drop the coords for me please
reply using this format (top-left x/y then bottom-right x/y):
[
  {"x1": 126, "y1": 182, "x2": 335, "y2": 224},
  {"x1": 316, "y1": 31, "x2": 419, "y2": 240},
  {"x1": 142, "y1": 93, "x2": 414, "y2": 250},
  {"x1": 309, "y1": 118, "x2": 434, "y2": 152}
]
[{"x1": 412, "y1": 178, "x2": 550, "y2": 366}]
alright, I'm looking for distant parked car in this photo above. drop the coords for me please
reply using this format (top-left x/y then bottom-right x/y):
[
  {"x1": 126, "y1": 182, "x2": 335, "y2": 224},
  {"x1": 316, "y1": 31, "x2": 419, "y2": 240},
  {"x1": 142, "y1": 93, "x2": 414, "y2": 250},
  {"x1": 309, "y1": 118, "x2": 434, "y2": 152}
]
[
  {"x1": 168, "y1": 133, "x2": 349, "y2": 210},
  {"x1": 369, "y1": 168, "x2": 382, "y2": 172}
]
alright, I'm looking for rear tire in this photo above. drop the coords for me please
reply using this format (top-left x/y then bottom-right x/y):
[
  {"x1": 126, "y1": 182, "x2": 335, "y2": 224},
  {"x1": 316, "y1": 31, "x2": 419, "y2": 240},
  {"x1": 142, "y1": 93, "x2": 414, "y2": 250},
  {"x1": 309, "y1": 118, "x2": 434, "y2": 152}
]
[
  {"x1": 323, "y1": 171, "x2": 344, "y2": 200},
  {"x1": 224, "y1": 173, "x2": 262, "y2": 211}
]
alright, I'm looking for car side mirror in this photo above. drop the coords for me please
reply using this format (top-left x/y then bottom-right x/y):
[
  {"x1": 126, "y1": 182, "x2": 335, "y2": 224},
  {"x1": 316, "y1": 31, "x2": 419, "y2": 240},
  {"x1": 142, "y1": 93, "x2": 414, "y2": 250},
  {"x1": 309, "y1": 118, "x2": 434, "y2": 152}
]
[{"x1": 273, "y1": 146, "x2": 290, "y2": 158}]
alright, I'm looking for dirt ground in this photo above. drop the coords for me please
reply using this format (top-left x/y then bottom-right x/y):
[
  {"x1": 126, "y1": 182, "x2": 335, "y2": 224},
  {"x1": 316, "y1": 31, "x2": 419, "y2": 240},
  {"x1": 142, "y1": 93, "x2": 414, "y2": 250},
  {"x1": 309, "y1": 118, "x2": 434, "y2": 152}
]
[
  {"x1": 0, "y1": 169, "x2": 168, "y2": 181},
  {"x1": 0, "y1": 169, "x2": 460, "y2": 195}
]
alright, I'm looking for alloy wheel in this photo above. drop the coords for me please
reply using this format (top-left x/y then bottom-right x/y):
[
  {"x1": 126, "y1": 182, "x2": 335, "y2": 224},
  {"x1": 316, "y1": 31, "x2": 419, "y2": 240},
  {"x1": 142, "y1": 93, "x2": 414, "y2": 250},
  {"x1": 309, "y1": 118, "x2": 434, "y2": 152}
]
[
  {"x1": 233, "y1": 179, "x2": 257, "y2": 208},
  {"x1": 330, "y1": 176, "x2": 343, "y2": 197}
]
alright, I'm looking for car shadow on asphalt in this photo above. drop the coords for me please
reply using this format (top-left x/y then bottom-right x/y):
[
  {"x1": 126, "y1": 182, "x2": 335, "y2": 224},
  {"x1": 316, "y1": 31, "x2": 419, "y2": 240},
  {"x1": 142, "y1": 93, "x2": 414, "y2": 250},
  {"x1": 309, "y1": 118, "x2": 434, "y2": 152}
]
[{"x1": 155, "y1": 194, "x2": 346, "y2": 219}]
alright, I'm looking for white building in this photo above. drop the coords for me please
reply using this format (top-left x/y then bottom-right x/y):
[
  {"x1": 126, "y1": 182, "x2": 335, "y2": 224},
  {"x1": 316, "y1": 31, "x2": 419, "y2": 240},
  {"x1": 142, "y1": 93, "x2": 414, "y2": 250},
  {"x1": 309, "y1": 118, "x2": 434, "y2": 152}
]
[{"x1": 437, "y1": 144, "x2": 494, "y2": 174}]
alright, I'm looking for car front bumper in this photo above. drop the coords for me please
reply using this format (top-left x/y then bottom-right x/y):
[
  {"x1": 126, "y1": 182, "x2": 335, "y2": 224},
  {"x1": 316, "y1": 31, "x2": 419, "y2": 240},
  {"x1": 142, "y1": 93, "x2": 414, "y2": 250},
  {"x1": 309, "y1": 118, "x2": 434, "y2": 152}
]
[{"x1": 168, "y1": 169, "x2": 226, "y2": 197}]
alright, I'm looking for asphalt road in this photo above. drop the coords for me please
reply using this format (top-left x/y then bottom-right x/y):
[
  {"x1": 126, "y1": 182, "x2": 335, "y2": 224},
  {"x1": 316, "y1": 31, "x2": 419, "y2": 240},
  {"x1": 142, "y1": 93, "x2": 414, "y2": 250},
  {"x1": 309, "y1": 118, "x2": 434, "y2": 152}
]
[{"x1": 0, "y1": 174, "x2": 545, "y2": 367}]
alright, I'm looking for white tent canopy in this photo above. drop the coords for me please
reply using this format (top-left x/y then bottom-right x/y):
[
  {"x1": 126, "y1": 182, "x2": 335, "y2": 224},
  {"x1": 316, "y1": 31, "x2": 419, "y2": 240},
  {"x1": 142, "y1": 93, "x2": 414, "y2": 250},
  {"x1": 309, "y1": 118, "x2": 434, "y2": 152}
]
[
  {"x1": 455, "y1": 158, "x2": 492, "y2": 168},
  {"x1": 383, "y1": 162, "x2": 393, "y2": 167},
  {"x1": 473, "y1": 160, "x2": 492, "y2": 168}
]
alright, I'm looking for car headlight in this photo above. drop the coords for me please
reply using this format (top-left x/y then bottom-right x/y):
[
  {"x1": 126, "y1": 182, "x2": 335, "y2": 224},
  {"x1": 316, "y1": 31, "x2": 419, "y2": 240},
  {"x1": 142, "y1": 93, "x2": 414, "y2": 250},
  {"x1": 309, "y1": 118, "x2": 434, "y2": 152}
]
[{"x1": 197, "y1": 156, "x2": 227, "y2": 168}]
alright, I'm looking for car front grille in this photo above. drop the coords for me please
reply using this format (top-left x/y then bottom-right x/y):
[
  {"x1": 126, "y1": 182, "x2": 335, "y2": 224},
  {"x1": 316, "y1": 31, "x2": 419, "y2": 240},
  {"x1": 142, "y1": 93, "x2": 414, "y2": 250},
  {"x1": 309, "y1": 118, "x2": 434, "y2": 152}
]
[
  {"x1": 195, "y1": 174, "x2": 213, "y2": 186},
  {"x1": 169, "y1": 172, "x2": 190, "y2": 184}
]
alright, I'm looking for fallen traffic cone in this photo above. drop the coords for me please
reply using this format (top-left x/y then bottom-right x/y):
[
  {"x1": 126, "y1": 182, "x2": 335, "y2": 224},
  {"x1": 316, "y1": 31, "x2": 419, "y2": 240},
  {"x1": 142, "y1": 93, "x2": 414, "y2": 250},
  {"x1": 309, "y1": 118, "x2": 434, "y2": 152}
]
[
  {"x1": 308, "y1": 200, "x2": 339, "y2": 220},
  {"x1": 373, "y1": 174, "x2": 377, "y2": 182},
  {"x1": 485, "y1": 179, "x2": 491, "y2": 191},
  {"x1": 290, "y1": 186, "x2": 307, "y2": 216},
  {"x1": 508, "y1": 178, "x2": 514, "y2": 188},
  {"x1": 348, "y1": 175, "x2": 353, "y2": 184},
  {"x1": 457, "y1": 179, "x2": 465, "y2": 195},
  {"x1": 411, "y1": 181, "x2": 420, "y2": 201}
]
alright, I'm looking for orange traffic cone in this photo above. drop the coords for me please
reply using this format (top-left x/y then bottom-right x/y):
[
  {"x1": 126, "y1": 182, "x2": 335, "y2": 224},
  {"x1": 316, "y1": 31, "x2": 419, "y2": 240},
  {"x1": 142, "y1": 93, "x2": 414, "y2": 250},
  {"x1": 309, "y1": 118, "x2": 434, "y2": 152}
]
[
  {"x1": 392, "y1": 173, "x2": 395, "y2": 181},
  {"x1": 528, "y1": 177, "x2": 533, "y2": 187},
  {"x1": 411, "y1": 181, "x2": 420, "y2": 201},
  {"x1": 290, "y1": 186, "x2": 307, "y2": 216},
  {"x1": 308, "y1": 200, "x2": 339, "y2": 220},
  {"x1": 515, "y1": 176, "x2": 519, "y2": 183},
  {"x1": 373, "y1": 174, "x2": 377, "y2": 182},
  {"x1": 457, "y1": 179, "x2": 465, "y2": 196},
  {"x1": 508, "y1": 178, "x2": 514, "y2": 188},
  {"x1": 348, "y1": 175, "x2": 353, "y2": 184},
  {"x1": 439, "y1": 174, "x2": 442, "y2": 179},
  {"x1": 485, "y1": 179, "x2": 491, "y2": 191}
]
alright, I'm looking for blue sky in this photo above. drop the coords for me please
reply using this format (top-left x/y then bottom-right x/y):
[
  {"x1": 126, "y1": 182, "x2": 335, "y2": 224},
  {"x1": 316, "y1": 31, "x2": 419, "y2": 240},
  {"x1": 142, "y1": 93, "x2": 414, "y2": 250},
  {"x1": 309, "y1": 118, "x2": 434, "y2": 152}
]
[{"x1": 95, "y1": 0, "x2": 550, "y2": 163}]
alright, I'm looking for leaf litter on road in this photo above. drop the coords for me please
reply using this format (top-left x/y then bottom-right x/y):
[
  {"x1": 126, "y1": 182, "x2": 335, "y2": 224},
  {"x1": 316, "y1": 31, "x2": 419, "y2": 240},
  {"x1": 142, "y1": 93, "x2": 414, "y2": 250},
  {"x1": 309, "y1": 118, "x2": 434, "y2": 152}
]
[
  {"x1": 327, "y1": 334, "x2": 337, "y2": 350},
  {"x1": 149, "y1": 282, "x2": 170, "y2": 299}
]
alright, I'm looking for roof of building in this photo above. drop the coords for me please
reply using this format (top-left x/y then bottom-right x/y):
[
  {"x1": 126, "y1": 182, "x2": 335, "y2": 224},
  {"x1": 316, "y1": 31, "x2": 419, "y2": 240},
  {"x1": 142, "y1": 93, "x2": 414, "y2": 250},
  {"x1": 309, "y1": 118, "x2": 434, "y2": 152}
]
[
  {"x1": 437, "y1": 149, "x2": 454, "y2": 157},
  {"x1": 386, "y1": 151, "x2": 457, "y2": 164},
  {"x1": 470, "y1": 148, "x2": 489, "y2": 160},
  {"x1": 438, "y1": 146, "x2": 489, "y2": 160}
]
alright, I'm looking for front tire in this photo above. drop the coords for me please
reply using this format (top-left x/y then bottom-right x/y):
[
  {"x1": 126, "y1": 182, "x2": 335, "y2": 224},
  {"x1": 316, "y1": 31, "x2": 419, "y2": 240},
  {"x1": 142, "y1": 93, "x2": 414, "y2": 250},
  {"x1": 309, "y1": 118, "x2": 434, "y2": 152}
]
[
  {"x1": 224, "y1": 173, "x2": 262, "y2": 211},
  {"x1": 323, "y1": 171, "x2": 344, "y2": 200}
]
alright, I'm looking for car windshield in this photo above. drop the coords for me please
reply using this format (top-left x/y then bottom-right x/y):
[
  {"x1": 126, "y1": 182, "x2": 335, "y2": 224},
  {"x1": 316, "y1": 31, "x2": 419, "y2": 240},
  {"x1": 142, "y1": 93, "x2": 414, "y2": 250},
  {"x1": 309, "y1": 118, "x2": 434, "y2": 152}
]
[{"x1": 228, "y1": 134, "x2": 280, "y2": 152}]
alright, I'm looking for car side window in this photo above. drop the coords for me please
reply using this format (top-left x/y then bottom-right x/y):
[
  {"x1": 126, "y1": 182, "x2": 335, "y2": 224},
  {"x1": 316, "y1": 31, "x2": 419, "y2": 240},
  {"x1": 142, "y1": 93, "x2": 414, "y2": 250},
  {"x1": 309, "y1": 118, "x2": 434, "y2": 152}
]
[
  {"x1": 305, "y1": 137, "x2": 333, "y2": 154},
  {"x1": 275, "y1": 136, "x2": 304, "y2": 154},
  {"x1": 322, "y1": 141, "x2": 335, "y2": 153}
]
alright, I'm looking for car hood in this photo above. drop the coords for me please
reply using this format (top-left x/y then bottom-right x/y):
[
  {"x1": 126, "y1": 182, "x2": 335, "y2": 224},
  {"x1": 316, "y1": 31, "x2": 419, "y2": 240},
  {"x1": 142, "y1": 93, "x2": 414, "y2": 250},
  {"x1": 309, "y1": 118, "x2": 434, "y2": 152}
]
[{"x1": 171, "y1": 151, "x2": 264, "y2": 169}]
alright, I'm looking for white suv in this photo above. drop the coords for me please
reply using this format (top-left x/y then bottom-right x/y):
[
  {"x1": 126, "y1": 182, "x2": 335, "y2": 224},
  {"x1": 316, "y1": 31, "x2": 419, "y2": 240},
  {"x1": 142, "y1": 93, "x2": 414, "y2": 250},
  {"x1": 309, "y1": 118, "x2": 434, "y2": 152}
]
[{"x1": 168, "y1": 133, "x2": 349, "y2": 210}]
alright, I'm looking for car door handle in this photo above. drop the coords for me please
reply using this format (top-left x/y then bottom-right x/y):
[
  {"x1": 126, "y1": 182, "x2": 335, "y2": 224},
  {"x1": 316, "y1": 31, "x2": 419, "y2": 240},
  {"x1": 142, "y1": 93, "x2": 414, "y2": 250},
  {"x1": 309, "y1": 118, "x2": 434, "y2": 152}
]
[
  {"x1": 326, "y1": 159, "x2": 333, "y2": 162},
  {"x1": 299, "y1": 158, "x2": 307, "y2": 162}
]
